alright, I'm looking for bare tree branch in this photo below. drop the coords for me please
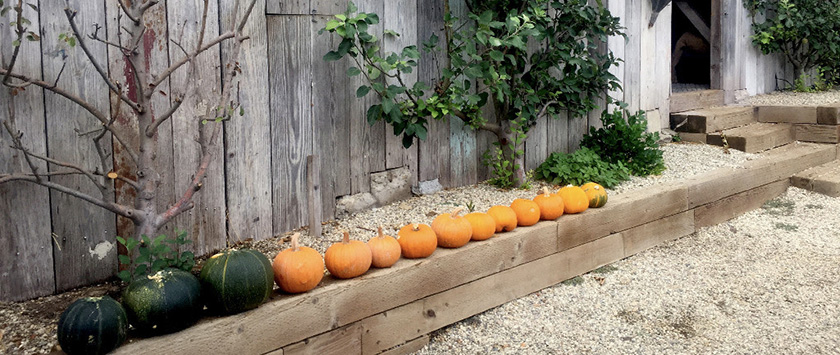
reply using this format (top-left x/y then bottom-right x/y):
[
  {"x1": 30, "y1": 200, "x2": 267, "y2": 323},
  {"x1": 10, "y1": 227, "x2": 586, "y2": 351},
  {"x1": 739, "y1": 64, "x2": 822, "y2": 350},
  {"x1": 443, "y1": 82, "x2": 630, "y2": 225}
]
[
  {"x1": 0, "y1": 174, "x2": 140, "y2": 219},
  {"x1": 64, "y1": 4, "x2": 142, "y2": 113},
  {"x1": 146, "y1": 31, "x2": 236, "y2": 96},
  {"x1": 0, "y1": 68, "x2": 140, "y2": 164},
  {"x1": 3, "y1": 107, "x2": 42, "y2": 182},
  {"x1": 116, "y1": 0, "x2": 140, "y2": 24},
  {"x1": 2, "y1": 0, "x2": 27, "y2": 86},
  {"x1": 145, "y1": 94, "x2": 183, "y2": 137}
]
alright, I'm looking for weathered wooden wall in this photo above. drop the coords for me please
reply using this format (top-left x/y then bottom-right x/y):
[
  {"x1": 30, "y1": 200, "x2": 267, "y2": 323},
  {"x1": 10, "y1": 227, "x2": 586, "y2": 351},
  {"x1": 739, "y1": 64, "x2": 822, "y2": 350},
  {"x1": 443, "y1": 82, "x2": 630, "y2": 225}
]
[{"x1": 0, "y1": 0, "x2": 787, "y2": 301}]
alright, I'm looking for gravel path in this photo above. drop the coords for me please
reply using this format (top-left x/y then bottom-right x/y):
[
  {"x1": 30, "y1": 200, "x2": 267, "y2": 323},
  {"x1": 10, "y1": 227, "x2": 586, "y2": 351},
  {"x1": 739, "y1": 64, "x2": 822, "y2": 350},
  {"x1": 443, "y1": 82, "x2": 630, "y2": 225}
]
[
  {"x1": 416, "y1": 187, "x2": 840, "y2": 354},
  {"x1": 738, "y1": 89, "x2": 840, "y2": 106}
]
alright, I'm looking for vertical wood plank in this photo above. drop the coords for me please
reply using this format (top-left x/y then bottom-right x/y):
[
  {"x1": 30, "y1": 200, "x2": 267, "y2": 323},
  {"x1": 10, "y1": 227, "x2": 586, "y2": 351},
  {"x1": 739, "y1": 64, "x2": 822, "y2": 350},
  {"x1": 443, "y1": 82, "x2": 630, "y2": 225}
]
[
  {"x1": 416, "y1": 0, "x2": 450, "y2": 186},
  {"x1": 525, "y1": 116, "x2": 548, "y2": 172},
  {"x1": 269, "y1": 15, "x2": 313, "y2": 233},
  {"x1": 447, "y1": 0, "x2": 477, "y2": 185},
  {"x1": 624, "y1": 0, "x2": 642, "y2": 112},
  {"x1": 167, "y1": 0, "x2": 227, "y2": 254},
  {"x1": 311, "y1": 14, "x2": 348, "y2": 218},
  {"x1": 266, "y1": 0, "x2": 310, "y2": 15},
  {"x1": 654, "y1": 4, "x2": 672, "y2": 129},
  {"x1": 41, "y1": 0, "x2": 117, "y2": 291},
  {"x1": 639, "y1": 0, "x2": 656, "y2": 112},
  {"x1": 221, "y1": 0, "x2": 273, "y2": 242},
  {"x1": 547, "y1": 110, "x2": 570, "y2": 155},
  {"x1": 607, "y1": 0, "x2": 626, "y2": 111},
  {"x1": 365, "y1": 1, "x2": 387, "y2": 175},
  {"x1": 383, "y1": 0, "x2": 418, "y2": 171},
  {"x1": 306, "y1": 155, "x2": 322, "y2": 237},
  {"x1": 721, "y1": 0, "x2": 740, "y2": 102},
  {"x1": 0, "y1": 5, "x2": 54, "y2": 301},
  {"x1": 710, "y1": 0, "x2": 722, "y2": 89}
]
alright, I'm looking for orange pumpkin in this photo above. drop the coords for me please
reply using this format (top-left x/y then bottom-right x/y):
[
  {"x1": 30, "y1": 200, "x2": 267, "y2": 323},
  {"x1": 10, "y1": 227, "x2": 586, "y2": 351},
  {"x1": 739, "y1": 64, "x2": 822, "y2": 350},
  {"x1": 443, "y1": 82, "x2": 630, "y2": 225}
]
[
  {"x1": 367, "y1": 226, "x2": 401, "y2": 268},
  {"x1": 431, "y1": 207, "x2": 473, "y2": 248},
  {"x1": 487, "y1": 205, "x2": 517, "y2": 232},
  {"x1": 398, "y1": 223, "x2": 437, "y2": 258},
  {"x1": 557, "y1": 185, "x2": 589, "y2": 214},
  {"x1": 465, "y1": 212, "x2": 496, "y2": 241},
  {"x1": 510, "y1": 199, "x2": 540, "y2": 226},
  {"x1": 325, "y1": 231, "x2": 372, "y2": 279},
  {"x1": 533, "y1": 187, "x2": 564, "y2": 220},
  {"x1": 272, "y1": 233, "x2": 324, "y2": 293},
  {"x1": 581, "y1": 182, "x2": 608, "y2": 208}
]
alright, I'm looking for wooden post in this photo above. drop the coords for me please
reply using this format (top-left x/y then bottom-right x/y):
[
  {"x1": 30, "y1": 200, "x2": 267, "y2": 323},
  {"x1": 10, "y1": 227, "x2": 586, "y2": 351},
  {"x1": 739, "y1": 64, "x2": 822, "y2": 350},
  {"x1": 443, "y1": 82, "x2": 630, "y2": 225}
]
[{"x1": 307, "y1": 155, "x2": 322, "y2": 238}]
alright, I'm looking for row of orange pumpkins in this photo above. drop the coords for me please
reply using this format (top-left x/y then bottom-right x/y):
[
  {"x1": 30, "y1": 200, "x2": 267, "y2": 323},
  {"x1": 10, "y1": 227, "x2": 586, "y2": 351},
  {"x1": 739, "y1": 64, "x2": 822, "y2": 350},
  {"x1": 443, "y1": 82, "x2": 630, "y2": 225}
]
[{"x1": 272, "y1": 183, "x2": 607, "y2": 293}]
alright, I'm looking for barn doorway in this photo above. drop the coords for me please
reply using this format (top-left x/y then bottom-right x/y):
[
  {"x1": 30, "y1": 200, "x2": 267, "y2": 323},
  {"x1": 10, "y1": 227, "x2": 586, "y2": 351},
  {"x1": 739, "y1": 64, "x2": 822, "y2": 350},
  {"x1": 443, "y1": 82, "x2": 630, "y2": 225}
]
[{"x1": 671, "y1": 0, "x2": 714, "y2": 93}]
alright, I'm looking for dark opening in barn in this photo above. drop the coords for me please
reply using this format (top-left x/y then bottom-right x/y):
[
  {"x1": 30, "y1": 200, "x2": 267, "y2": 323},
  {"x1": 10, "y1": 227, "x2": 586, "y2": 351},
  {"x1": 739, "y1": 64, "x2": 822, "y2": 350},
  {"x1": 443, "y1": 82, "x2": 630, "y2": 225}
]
[{"x1": 671, "y1": 0, "x2": 712, "y2": 92}]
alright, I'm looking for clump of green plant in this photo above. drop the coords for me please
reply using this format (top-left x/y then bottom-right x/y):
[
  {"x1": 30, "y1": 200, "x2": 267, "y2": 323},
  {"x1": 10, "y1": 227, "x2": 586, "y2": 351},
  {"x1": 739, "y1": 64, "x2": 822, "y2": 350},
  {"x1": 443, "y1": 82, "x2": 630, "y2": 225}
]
[
  {"x1": 592, "y1": 264, "x2": 618, "y2": 274},
  {"x1": 774, "y1": 222, "x2": 799, "y2": 232},
  {"x1": 534, "y1": 147, "x2": 630, "y2": 188},
  {"x1": 762, "y1": 199, "x2": 795, "y2": 216},
  {"x1": 116, "y1": 231, "x2": 195, "y2": 283},
  {"x1": 561, "y1": 276, "x2": 584, "y2": 286},
  {"x1": 581, "y1": 108, "x2": 665, "y2": 176},
  {"x1": 746, "y1": 0, "x2": 840, "y2": 81}
]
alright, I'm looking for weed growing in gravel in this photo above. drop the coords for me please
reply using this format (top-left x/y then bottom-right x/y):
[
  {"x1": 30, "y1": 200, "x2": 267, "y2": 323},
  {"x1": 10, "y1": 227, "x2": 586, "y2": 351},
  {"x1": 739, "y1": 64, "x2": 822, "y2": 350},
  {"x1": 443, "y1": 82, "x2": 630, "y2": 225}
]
[
  {"x1": 762, "y1": 200, "x2": 795, "y2": 216},
  {"x1": 592, "y1": 264, "x2": 618, "y2": 274},
  {"x1": 560, "y1": 276, "x2": 584, "y2": 286},
  {"x1": 774, "y1": 223, "x2": 799, "y2": 232},
  {"x1": 805, "y1": 204, "x2": 824, "y2": 210}
]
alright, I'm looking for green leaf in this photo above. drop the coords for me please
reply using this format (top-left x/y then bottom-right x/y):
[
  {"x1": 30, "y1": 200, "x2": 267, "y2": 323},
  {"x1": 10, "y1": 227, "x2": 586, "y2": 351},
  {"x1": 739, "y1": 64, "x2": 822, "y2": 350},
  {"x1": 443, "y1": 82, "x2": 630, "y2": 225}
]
[
  {"x1": 356, "y1": 85, "x2": 371, "y2": 97},
  {"x1": 489, "y1": 50, "x2": 504, "y2": 62},
  {"x1": 325, "y1": 19, "x2": 342, "y2": 31},
  {"x1": 118, "y1": 255, "x2": 131, "y2": 265},
  {"x1": 347, "y1": 66, "x2": 362, "y2": 77},
  {"x1": 118, "y1": 270, "x2": 132, "y2": 283},
  {"x1": 488, "y1": 37, "x2": 502, "y2": 47},
  {"x1": 384, "y1": 29, "x2": 400, "y2": 37},
  {"x1": 323, "y1": 50, "x2": 342, "y2": 61}
]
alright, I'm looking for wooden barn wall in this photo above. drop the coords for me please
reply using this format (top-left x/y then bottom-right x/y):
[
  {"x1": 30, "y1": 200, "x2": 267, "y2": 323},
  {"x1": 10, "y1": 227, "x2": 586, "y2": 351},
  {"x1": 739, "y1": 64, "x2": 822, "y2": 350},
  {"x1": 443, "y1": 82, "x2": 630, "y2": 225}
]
[{"x1": 0, "y1": 0, "x2": 786, "y2": 301}]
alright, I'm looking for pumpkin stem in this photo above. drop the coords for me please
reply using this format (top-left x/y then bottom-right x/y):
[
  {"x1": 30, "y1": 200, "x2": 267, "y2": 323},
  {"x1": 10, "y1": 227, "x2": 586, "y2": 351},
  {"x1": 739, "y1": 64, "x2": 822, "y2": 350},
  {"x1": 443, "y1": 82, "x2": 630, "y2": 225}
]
[
  {"x1": 377, "y1": 226, "x2": 384, "y2": 238},
  {"x1": 342, "y1": 231, "x2": 351, "y2": 244},
  {"x1": 291, "y1": 233, "x2": 300, "y2": 252},
  {"x1": 451, "y1": 207, "x2": 464, "y2": 217},
  {"x1": 542, "y1": 187, "x2": 551, "y2": 196},
  {"x1": 412, "y1": 223, "x2": 420, "y2": 231}
]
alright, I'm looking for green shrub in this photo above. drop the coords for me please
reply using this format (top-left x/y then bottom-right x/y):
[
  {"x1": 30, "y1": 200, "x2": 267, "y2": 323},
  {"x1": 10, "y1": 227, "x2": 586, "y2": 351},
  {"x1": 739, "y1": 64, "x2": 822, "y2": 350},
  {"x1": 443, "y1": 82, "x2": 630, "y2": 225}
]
[
  {"x1": 534, "y1": 147, "x2": 630, "y2": 188},
  {"x1": 581, "y1": 108, "x2": 665, "y2": 176}
]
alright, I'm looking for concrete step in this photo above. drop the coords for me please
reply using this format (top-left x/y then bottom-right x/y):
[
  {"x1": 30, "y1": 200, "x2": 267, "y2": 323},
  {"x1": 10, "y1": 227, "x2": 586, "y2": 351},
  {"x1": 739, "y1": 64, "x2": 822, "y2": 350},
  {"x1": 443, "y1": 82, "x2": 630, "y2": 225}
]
[
  {"x1": 706, "y1": 123, "x2": 794, "y2": 153},
  {"x1": 671, "y1": 106, "x2": 757, "y2": 133},
  {"x1": 790, "y1": 160, "x2": 840, "y2": 197}
]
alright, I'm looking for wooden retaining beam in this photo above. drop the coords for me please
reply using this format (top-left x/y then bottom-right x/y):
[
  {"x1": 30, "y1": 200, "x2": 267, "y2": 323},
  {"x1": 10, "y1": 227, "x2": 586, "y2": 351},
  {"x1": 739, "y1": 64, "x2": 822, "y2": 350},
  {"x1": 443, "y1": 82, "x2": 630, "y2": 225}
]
[{"x1": 114, "y1": 142, "x2": 839, "y2": 355}]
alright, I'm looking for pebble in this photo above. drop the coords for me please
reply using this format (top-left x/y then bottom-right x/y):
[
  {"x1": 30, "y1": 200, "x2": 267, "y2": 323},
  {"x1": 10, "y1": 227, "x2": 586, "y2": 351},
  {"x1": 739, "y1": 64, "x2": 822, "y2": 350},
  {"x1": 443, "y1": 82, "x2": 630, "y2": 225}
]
[{"x1": 737, "y1": 89, "x2": 840, "y2": 106}]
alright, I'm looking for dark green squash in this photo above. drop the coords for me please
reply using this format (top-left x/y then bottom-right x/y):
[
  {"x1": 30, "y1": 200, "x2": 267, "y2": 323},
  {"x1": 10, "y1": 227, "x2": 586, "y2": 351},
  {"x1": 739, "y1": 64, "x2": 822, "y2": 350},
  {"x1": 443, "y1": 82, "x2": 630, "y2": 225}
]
[
  {"x1": 57, "y1": 295, "x2": 127, "y2": 355},
  {"x1": 122, "y1": 268, "x2": 201, "y2": 335},
  {"x1": 199, "y1": 249, "x2": 274, "y2": 314}
]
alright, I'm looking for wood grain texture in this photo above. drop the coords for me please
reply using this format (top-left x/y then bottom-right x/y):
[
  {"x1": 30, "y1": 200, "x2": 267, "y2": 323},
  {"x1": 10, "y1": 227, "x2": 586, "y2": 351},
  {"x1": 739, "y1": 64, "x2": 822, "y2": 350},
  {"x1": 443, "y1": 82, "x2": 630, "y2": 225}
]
[
  {"x1": 790, "y1": 160, "x2": 840, "y2": 197},
  {"x1": 359, "y1": 233, "x2": 625, "y2": 354},
  {"x1": 0, "y1": 4, "x2": 54, "y2": 301},
  {"x1": 557, "y1": 183, "x2": 689, "y2": 251},
  {"x1": 654, "y1": 4, "x2": 671, "y2": 129},
  {"x1": 268, "y1": 16, "x2": 313, "y2": 233},
  {"x1": 383, "y1": 0, "x2": 418, "y2": 172},
  {"x1": 283, "y1": 324, "x2": 362, "y2": 355},
  {"x1": 222, "y1": 0, "x2": 273, "y2": 242},
  {"x1": 378, "y1": 335, "x2": 430, "y2": 355},
  {"x1": 546, "y1": 110, "x2": 569, "y2": 154},
  {"x1": 794, "y1": 124, "x2": 840, "y2": 144},
  {"x1": 167, "y1": 0, "x2": 227, "y2": 254},
  {"x1": 710, "y1": 0, "x2": 721, "y2": 89},
  {"x1": 622, "y1": 210, "x2": 694, "y2": 256},
  {"x1": 638, "y1": 0, "x2": 656, "y2": 112},
  {"x1": 695, "y1": 179, "x2": 788, "y2": 228},
  {"x1": 669, "y1": 90, "x2": 724, "y2": 113},
  {"x1": 311, "y1": 15, "x2": 350, "y2": 209},
  {"x1": 757, "y1": 106, "x2": 818, "y2": 124},
  {"x1": 306, "y1": 155, "x2": 322, "y2": 237},
  {"x1": 606, "y1": 0, "x2": 626, "y2": 111},
  {"x1": 266, "y1": 0, "x2": 310, "y2": 15},
  {"x1": 42, "y1": 0, "x2": 117, "y2": 291},
  {"x1": 448, "y1": 0, "x2": 477, "y2": 186},
  {"x1": 416, "y1": 0, "x2": 450, "y2": 186},
  {"x1": 623, "y1": 0, "x2": 641, "y2": 112}
]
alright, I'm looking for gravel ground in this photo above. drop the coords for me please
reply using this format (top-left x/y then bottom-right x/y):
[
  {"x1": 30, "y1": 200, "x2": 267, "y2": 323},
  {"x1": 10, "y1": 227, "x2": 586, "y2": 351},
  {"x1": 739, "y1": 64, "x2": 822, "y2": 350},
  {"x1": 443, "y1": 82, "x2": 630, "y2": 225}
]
[
  {"x1": 738, "y1": 89, "x2": 840, "y2": 106},
  {"x1": 416, "y1": 187, "x2": 840, "y2": 354}
]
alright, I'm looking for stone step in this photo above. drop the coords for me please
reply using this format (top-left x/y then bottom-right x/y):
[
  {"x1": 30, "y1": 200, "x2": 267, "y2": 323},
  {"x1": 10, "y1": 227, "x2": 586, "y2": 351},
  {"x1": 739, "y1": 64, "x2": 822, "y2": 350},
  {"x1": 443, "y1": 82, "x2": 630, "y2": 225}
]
[
  {"x1": 706, "y1": 123, "x2": 794, "y2": 153},
  {"x1": 671, "y1": 106, "x2": 757, "y2": 133},
  {"x1": 790, "y1": 160, "x2": 840, "y2": 197}
]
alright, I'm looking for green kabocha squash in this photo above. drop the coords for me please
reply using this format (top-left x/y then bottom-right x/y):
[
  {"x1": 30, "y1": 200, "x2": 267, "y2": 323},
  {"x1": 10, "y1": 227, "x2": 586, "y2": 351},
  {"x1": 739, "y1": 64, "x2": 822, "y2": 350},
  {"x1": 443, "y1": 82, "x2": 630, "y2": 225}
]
[
  {"x1": 122, "y1": 268, "x2": 202, "y2": 335},
  {"x1": 57, "y1": 296, "x2": 128, "y2": 355},
  {"x1": 199, "y1": 249, "x2": 274, "y2": 314}
]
